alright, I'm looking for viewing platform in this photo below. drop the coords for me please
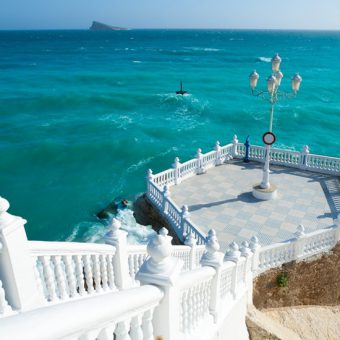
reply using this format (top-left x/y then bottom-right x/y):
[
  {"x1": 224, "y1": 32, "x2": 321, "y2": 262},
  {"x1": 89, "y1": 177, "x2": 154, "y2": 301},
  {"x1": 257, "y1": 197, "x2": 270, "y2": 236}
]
[
  {"x1": 171, "y1": 160, "x2": 337, "y2": 249},
  {"x1": 147, "y1": 135, "x2": 340, "y2": 250}
]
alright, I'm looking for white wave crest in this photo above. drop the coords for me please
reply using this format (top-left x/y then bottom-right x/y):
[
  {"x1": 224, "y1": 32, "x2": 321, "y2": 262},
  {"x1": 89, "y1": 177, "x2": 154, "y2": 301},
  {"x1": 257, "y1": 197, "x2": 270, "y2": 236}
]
[{"x1": 258, "y1": 57, "x2": 271, "y2": 63}]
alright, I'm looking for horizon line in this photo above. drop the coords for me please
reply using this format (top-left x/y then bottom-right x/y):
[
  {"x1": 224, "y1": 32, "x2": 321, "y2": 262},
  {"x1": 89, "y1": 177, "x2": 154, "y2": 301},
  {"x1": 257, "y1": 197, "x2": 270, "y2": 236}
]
[{"x1": 1, "y1": 27, "x2": 340, "y2": 32}]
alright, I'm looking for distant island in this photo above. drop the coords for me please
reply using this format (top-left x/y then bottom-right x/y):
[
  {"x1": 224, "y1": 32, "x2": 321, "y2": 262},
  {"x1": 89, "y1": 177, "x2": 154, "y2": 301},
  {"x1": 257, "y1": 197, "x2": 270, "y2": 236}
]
[{"x1": 89, "y1": 21, "x2": 127, "y2": 31}]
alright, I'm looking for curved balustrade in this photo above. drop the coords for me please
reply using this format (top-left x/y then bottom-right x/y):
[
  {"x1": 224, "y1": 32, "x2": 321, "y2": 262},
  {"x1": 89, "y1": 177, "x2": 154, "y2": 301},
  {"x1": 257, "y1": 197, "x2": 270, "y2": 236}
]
[
  {"x1": 146, "y1": 180, "x2": 164, "y2": 209},
  {"x1": 179, "y1": 267, "x2": 215, "y2": 335},
  {"x1": 306, "y1": 154, "x2": 340, "y2": 174},
  {"x1": 302, "y1": 228, "x2": 336, "y2": 256},
  {"x1": 202, "y1": 150, "x2": 217, "y2": 170},
  {"x1": 153, "y1": 169, "x2": 175, "y2": 187},
  {"x1": 180, "y1": 158, "x2": 198, "y2": 180},
  {"x1": 219, "y1": 262, "x2": 235, "y2": 300},
  {"x1": 0, "y1": 285, "x2": 163, "y2": 340},
  {"x1": 258, "y1": 242, "x2": 295, "y2": 272},
  {"x1": 29, "y1": 241, "x2": 117, "y2": 303}
]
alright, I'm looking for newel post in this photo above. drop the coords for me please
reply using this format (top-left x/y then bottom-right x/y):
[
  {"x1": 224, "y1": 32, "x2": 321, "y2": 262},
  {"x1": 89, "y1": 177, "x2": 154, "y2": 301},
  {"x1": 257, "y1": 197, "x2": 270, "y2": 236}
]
[
  {"x1": 240, "y1": 241, "x2": 254, "y2": 305},
  {"x1": 224, "y1": 241, "x2": 241, "y2": 299},
  {"x1": 105, "y1": 218, "x2": 133, "y2": 289},
  {"x1": 180, "y1": 205, "x2": 190, "y2": 235},
  {"x1": 293, "y1": 224, "x2": 306, "y2": 259},
  {"x1": 201, "y1": 229, "x2": 223, "y2": 322},
  {"x1": 232, "y1": 134, "x2": 239, "y2": 157},
  {"x1": 146, "y1": 169, "x2": 154, "y2": 195},
  {"x1": 162, "y1": 185, "x2": 170, "y2": 215},
  {"x1": 249, "y1": 236, "x2": 261, "y2": 272},
  {"x1": 300, "y1": 145, "x2": 310, "y2": 168},
  {"x1": 172, "y1": 157, "x2": 181, "y2": 185},
  {"x1": 184, "y1": 233, "x2": 197, "y2": 270},
  {"x1": 196, "y1": 148, "x2": 206, "y2": 175},
  {"x1": 215, "y1": 141, "x2": 223, "y2": 166},
  {"x1": 136, "y1": 228, "x2": 183, "y2": 340},
  {"x1": 0, "y1": 197, "x2": 43, "y2": 311}
]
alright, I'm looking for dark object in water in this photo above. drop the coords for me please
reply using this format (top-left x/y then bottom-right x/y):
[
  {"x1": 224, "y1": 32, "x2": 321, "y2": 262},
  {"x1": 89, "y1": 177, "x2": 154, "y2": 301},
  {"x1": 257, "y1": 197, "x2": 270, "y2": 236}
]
[
  {"x1": 96, "y1": 199, "x2": 129, "y2": 219},
  {"x1": 176, "y1": 81, "x2": 188, "y2": 95}
]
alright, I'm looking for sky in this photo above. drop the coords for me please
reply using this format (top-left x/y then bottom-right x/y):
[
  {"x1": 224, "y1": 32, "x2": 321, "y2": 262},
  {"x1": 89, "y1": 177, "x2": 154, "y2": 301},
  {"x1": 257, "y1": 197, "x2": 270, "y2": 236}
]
[{"x1": 1, "y1": 0, "x2": 340, "y2": 30}]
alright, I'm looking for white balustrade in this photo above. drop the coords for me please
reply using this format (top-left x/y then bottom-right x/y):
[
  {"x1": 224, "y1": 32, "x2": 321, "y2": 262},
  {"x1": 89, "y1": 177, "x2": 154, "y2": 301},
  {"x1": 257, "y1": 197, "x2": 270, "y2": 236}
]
[
  {"x1": 29, "y1": 241, "x2": 117, "y2": 303},
  {"x1": 0, "y1": 285, "x2": 163, "y2": 340},
  {"x1": 305, "y1": 154, "x2": 340, "y2": 174},
  {"x1": 179, "y1": 268, "x2": 215, "y2": 334},
  {"x1": 180, "y1": 158, "x2": 198, "y2": 180}
]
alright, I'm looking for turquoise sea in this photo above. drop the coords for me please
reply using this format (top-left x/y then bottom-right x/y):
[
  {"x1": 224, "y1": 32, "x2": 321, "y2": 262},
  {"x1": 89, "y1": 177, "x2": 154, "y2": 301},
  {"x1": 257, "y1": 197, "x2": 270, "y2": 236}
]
[{"x1": 0, "y1": 29, "x2": 339, "y2": 243}]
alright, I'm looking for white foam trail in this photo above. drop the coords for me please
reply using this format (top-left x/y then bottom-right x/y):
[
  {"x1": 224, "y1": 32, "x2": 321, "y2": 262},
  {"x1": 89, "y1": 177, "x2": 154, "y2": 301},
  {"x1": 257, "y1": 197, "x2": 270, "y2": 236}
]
[{"x1": 258, "y1": 57, "x2": 271, "y2": 63}]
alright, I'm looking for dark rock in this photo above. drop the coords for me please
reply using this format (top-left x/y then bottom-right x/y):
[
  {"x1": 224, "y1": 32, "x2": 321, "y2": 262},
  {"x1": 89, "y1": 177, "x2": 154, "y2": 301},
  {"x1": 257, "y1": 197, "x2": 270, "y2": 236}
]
[{"x1": 133, "y1": 194, "x2": 183, "y2": 245}]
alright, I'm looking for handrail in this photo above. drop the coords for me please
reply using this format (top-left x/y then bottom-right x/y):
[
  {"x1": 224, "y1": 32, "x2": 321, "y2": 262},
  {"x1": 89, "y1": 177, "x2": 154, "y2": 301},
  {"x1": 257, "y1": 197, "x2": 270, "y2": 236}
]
[
  {"x1": 28, "y1": 241, "x2": 115, "y2": 255},
  {"x1": 0, "y1": 285, "x2": 163, "y2": 340}
]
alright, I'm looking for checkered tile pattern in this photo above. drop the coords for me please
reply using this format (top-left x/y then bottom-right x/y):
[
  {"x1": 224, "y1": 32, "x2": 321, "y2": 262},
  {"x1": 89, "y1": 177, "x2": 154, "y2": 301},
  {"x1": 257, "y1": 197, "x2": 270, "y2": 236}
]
[{"x1": 170, "y1": 160, "x2": 339, "y2": 251}]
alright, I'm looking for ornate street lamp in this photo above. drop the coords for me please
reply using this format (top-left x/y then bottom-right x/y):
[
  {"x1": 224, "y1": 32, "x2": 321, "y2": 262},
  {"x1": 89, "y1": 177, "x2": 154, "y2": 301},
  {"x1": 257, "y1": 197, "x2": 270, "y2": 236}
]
[{"x1": 249, "y1": 54, "x2": 302, "y2": 200}]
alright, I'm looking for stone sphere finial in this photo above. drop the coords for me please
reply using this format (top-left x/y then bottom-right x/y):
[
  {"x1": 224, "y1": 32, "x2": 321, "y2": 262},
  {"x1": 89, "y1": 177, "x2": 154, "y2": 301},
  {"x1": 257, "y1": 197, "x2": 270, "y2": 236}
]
[
  {"x1": 0, "y1": 197, "x2": 10, "y2": 215},
  {"x1": 181, "y1": 205, "x2": 190, "y2": 219},
  {"x1": 147, "y1": 169, "x2": 153, "y2": 180},
  {"x1": 163, "y1": 185, "x2": 170, "y2": 197},
  {"x1": 196, "y1": 148, "x2": 202, "y2": 157},
  {"x1": 240, "y1": 241, "x2": 252, "y2": 257},
  {"x1": 232, "y1": 135, "x2": 238, "y2": 143},
  {"x1": 205, "y1": 229, "x2": 220, "y2": 254},
  {"x1": 302, "y1": 145, "x2": 310, "y2": 154},
  {"x1": 201, "y1": 229, "x2": 223, "y2": 267},
  {"x1": 224, "y1": 241, "x2": 241, "y2": 262},
  {"x1": 294, "y1": 224, "x2": 305, "y2": 239},
  {"x1": 249, "y1": 235, "x2": 260, "y2": 252},
  {"x1": 147, "y1": 228, "x2": 172, "y2": 265},
  {"x1": 215, "y1": 141, "x2": 221, "y2": 149},
  {"x1": 184, "y1": 233, "x2": 197, "y2": 247}
]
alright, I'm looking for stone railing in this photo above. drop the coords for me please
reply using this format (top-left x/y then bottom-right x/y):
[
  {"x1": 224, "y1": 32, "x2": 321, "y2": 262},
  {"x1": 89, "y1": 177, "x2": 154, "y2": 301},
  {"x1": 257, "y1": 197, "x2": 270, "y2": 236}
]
[
  {"x1": 255, "y1": 221, "x2": 340, "y2": 274},
  {"x1": 28, "y1": 241, "x2": 117, "y2": 303},
  {"x1": 146, "y1": 135, "x2": 340, "y2": 245},
  {"x1": 0, "y1": 285, "x2": 163, "y2": 340}
]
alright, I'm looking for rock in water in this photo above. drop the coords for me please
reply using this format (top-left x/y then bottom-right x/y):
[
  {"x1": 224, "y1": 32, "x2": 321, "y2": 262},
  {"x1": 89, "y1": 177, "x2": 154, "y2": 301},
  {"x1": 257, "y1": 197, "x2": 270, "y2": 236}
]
[{"x1": 89, "y1": 21, "x2": 127, "y2": 31}]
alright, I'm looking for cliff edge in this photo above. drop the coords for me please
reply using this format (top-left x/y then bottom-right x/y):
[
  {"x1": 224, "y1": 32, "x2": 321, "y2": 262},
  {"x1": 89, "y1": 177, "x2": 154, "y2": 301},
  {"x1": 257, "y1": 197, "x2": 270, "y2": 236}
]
[{"x1": 89, "y1": 21, "x2": 127, "y2": 31}]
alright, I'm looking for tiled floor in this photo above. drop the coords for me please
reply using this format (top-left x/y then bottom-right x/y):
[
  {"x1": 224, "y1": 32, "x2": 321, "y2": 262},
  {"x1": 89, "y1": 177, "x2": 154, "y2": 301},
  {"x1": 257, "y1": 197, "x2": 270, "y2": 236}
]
[{"x1": 170, "y1": 160, "x2": 339, "y2": 251}]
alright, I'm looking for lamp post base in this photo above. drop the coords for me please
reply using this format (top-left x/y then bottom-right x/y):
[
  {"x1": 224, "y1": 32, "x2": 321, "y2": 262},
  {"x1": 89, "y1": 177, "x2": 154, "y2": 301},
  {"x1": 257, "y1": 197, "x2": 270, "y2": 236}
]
[{"x1": 252, "y1": 183, "x2": 278, "y2": 200}]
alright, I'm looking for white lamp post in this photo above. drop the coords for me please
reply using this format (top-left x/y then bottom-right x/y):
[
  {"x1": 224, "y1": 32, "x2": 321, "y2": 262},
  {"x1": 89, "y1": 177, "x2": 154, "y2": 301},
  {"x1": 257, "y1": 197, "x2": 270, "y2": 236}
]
[{"x1": 249, "y1": 54, "x2": 302, "y2": 200}]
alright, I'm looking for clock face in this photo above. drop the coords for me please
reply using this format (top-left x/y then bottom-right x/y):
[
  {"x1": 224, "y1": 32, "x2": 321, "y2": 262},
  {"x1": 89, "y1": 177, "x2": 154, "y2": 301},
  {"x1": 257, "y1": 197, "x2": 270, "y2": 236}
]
[{"x1": 263, "y1": 132, "x2": 276, "y2": 145}]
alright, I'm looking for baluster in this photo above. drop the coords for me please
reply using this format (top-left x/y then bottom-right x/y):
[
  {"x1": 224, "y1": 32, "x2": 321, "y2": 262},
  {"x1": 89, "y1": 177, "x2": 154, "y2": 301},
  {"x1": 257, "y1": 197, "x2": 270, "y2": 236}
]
[
  {"x1": 92, "y1": 254, "x2": 102, "y2": 292},
  {"x1": 40, "y1": 256, "x2": 58, "y2": 302},
  {"x1": 188, "y1": 287, "x2": 194, "y2": 333},
  {"x1": 130, "y1": 315, "x2": 143, "y2": 340},
  {"x1": 74, "y1": 255, "x2": 86, "y2": 296},
  {"x1": 33, "y1": 257, "x2": 46, "y2": 300},
  {"x1": 97, "y1": 324, "x2": 115, "y2": 340},
  {"x1": 133, "y1": 255, "x2": 139, "y2": 276},
  {"x1": 100, "y1": 254, "x2": 108, "y2": 291},
  {"x1": 115, "y1": 320, "x2": 131, "y2": 340},
  {"x1": 106, "y1": 254, "x2": 116, "y2": 290},
  {"x1": 53, "y1": 255, "x2": 68, "y2": 300},
  {"x1": 63, "y1": 255, "x2": 77, "y2": 298},
  {"x1": 142, "y1": 309, "x2": 154, "y2": 340},
  {"x1": 128, "y1": 255, "x2": 135, "y2": 281},
  {"x1": 0, "y1": 279, "x2": 11, "y2": 314},
  {"x1": 83, "y1": 255, "x2": 95, "y2": 294},
  {"x1": 181, "y1": 290, "x2": 188, "y2": 333}
]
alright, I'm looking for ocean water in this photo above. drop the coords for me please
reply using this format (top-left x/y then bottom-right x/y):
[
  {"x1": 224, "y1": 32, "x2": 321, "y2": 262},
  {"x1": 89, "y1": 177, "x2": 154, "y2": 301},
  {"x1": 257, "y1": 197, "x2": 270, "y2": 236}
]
[{"x1": 0, "y1": 29, "x2": 339, "y2": 243}]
